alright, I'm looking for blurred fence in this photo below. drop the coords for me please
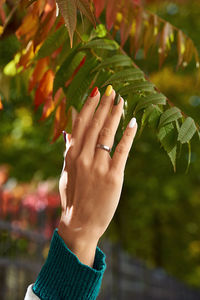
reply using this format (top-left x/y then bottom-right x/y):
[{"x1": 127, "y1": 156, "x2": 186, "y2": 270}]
[{"x1": 1, "y1": 220, "x2": 200, "y2": 300}]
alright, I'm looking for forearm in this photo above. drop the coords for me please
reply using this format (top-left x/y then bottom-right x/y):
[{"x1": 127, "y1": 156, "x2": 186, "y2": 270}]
[
  {"x1": 58, "y1": 222, "x2": 99, "y2": 268},
  {"x1": 28, "y1": 229, "x2": 106, "y2": 300}
]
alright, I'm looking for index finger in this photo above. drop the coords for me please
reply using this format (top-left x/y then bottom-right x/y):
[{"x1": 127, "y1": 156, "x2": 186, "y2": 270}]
[{"x1": 111, "y1": 117, "x2": 137, "y2": 174}]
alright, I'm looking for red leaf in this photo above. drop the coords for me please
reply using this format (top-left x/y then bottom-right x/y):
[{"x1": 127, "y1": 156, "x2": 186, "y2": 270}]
[
  {"x1": 106, "y1": 0, "x2": 118, "y2": 30},
  {"x1": 120, "y1": 2, "x2": 134, "y2": 47},
  {"x1": 134, "y1": 6, "x2": 143, "y2": 56},
  {"x1": 29, "y1": 57, "x2": 49, "y2": 92},
  {"x1": 93, "y1": 0, "x2": 106, "y2": 18},
  {"x1": 0, "y1": 0, "x2": 6, "y2": 24},
  {"x1": 57, "y1": 0, "x2": 77, "y2": 47},
  {"x1": 77, "y1": 0, "x2": 96, "y2": 28},
  {"x1": 34, "y1": 69, "x2": 54, "y2": 110}
]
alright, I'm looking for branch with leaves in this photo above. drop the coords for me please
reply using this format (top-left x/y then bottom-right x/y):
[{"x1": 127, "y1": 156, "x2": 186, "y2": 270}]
[{"x1": 0, "y1": 0, "x2": 199, "y2": 171}]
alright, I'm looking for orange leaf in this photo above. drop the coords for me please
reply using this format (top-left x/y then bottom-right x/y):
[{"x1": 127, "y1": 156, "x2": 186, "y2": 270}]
[
  {"x1": 29, "y1": 57, "x2": 49, "y2": 92},
  {"x1": 39, "y1": 95, "x2": 55, "y2": 121},
  {"x1": 52, "y1": 97, "x2": 69, "y2": 142},
  {"x1": 16, "y1": 13, "x2": 39, "y2": 43},
  {"x1": 17, "y1": 41, "x2": 34, "y2": 69},
  {"x1": 0, "y1": 96, "x2": 3, "y2": 110},
  {"x1": 34, "y1": 69, "x2": 54, "y2": 110},
  {"x1": 34, "y1": 9, "x2": 56, "y2": 50}
]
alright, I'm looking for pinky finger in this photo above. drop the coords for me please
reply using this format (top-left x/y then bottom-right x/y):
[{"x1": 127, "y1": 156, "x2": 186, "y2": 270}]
[{"x1": 111, "y1": 117, "x2": 137, "y2": 174}]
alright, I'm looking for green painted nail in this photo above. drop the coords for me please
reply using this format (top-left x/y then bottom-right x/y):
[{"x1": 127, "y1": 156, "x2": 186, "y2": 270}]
[{"x1": 114, "y1": 93, "x2": 121, "y2": 105}]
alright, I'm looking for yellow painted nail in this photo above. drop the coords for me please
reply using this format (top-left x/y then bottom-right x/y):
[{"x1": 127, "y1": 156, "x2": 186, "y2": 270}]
[{"x1": 105, "y1": 85, "x2": 113, "y2": 96}]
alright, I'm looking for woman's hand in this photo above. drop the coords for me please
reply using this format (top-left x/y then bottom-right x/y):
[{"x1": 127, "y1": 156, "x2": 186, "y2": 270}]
[{"x1": 58, "y1": 85, "x2": 137, "y2": 267}]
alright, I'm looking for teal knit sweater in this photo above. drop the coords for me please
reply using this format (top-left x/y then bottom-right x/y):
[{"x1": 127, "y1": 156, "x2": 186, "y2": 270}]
[{"x1": 32, "y1": 229, "x2": 106, "y2": 299}]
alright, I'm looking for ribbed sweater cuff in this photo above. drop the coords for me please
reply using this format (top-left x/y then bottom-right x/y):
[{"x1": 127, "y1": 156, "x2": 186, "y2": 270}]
[{"x1": 32, "y1": 229, "x2": 106, "y2": 300}]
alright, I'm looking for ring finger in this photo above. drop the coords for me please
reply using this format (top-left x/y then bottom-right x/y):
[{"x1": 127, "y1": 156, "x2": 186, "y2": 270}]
[{"x1": 94, "y1": 94, "x2": 124, "y2": 164}]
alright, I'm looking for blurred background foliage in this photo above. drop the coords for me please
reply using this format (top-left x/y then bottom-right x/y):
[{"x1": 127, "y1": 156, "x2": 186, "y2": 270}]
[{"x1": 0, "y1": 0, "x2": 200, "y2": 290}]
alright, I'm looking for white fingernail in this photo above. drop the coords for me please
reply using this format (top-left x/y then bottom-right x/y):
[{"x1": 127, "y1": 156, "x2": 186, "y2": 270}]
[{"x1": 128, "y1": 117, "x2": 136, "y2": 128}]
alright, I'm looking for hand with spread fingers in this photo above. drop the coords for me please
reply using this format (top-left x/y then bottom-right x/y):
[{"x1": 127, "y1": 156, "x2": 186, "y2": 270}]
[{"x1": 58, "y1": 84, "x2": 137, "y2": 268}]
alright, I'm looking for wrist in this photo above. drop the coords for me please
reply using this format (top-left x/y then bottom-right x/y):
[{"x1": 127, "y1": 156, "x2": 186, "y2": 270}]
[{"x1": 58, "y1": 222, "x2": 99, "y2": 268}]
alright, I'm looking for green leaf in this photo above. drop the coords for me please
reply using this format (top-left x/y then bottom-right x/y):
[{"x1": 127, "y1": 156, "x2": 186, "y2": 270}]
[
  {"x1": 159, "y1": 107, "x2": 182, "y2": 128},
  {"x1": 57, "y1": 0, "x2": 77, "y2": 47},
  {"x1": 157, "y1": 123, "x2": 177, "y2": 171},
  {"x1": 185, "y1": 141, "x2": 191, "y2": 173},
  {"x1": 80, "y1": 39, "x2": 119, "y2": 51},
  {"x1": 53, "y1": 44, "x2": 82, "y2": 97},
  {"x1": 178, "y1": 117, "x2": 197, "y2": 144},
  {"x1": 0, "y1": 34, "x2": 21, "y2": 68},
  {"x1": 76, "y1": 0, "x2": 96, "y2": 27},
  {"x1": 103, "y1": 68, "x2": 144, "y2": 86},
  {"x1": 36, "y1": 25, "x2": 68, "y2": 59},
  {"x1": 66, "y1": 56, "x2": 98, "y2": 111},
  {"x1": 92, "y1": 55, "x2": 132, "y2": 72},
  {"x1": 148, "y1": 105, "x2": 162, "y2": 129},
  {"x1": 118, "y1": 81, "x2": 155, "y2": 95},
  {"x1": 135, "y1": 93, "x2": 166, "y2": 113}
]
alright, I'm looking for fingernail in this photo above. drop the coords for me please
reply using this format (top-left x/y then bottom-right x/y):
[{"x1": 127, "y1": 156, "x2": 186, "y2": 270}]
[
  {"x1": 114, "y1": 93, "x2": 121, "y2": 105},
  {"x1": 105, "y1": 85, "x2": 113, "y2": 96},
  {"x1": 62, "y1": 130, "x2": 67, "y2": 143},
  {"x1": 128, "y1": 117, "x2": 137, "y2": 128},
  {"x1": 90, "y1": 86, "x2": 98, "y2": 97}
]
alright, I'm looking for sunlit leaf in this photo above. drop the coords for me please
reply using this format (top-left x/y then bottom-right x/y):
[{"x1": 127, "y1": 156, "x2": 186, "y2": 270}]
[
  {"x1": 178, "y1": 117, "x2": 197, "y2": 144},
  {"x1": 159, "y1": 107, "x2": 182, "y2": 128},
  {"x1": 177, "y1": 30, "x2": 185, "y2": 68}
]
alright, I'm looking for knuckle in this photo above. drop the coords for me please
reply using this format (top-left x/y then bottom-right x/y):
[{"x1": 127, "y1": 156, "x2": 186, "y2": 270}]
[
  {"x1": 85, "y1": 97, "x2": 94, "y2": 107},
  {"x1": 74, "y1": 116, "x2": 82, "y2": 128},
  {"x1": 116, "y1": 144, "x2": 126, "y2": 154},
  {"x1": 94, "y1": 165, "x2": 107, "y2": 177},
  {"x1": 100, "y1": 127, "x2": 112, "y2": 138},
  {"x1": 76, "y1": 156, "x2": 90, "y2": 169},
  {"x1": 125, "y1": 129, "x2": 132, "y2": 137},
  {"x1": 106, "y1": 172, "x2": 119, "y2": 185},
  {"x1": 92, "y1": 117, "x2": 101, "y2": 129}
]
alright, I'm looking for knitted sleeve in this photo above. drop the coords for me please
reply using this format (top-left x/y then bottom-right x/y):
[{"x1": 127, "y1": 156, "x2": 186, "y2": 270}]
[{"x1": 31, "y1": 228, "x2": 106, "y2": 300}]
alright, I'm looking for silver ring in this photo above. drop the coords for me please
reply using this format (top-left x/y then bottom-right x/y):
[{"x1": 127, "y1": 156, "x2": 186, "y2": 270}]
[{"x1": 96, "y1": 143, "x2": 112, "y2": 153}]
